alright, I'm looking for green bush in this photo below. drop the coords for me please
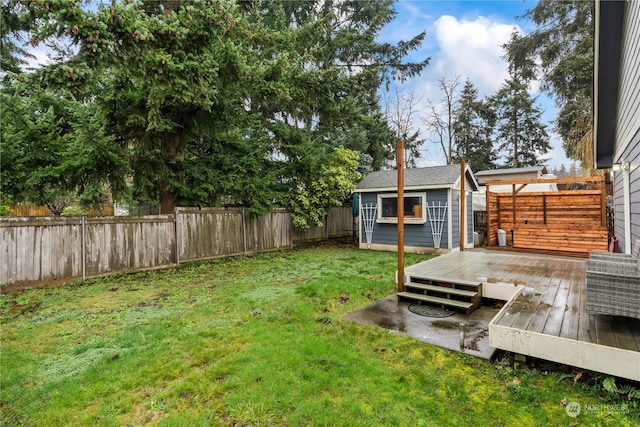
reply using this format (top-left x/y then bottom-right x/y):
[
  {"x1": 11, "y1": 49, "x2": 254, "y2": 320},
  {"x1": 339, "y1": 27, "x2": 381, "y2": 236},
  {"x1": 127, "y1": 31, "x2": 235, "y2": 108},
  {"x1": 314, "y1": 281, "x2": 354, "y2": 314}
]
[{"x1": 61, "y1": 206, "x2": 85, "y2": 216}]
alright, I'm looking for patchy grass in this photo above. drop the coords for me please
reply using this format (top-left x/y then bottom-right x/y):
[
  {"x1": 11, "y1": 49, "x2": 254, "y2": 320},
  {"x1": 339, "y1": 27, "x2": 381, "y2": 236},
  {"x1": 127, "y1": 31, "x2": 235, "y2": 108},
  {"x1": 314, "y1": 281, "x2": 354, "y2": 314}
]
[{"x1": 1, "y1": 243, "x2": 637, "y2": 426}]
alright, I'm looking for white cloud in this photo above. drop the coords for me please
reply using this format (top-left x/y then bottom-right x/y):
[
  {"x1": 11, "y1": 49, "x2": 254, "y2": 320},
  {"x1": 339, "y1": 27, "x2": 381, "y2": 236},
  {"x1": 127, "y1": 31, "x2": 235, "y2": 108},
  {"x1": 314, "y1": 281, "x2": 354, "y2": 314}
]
[
  {"x1": 432, "y1": 15, "x2": 519, "y2": 95},
  {"x1": 387, "y1": 14, "x2": 521, "y2": 167},
  {"x1": 382, "y1": 12, "x2": 571, "y2": 169}
]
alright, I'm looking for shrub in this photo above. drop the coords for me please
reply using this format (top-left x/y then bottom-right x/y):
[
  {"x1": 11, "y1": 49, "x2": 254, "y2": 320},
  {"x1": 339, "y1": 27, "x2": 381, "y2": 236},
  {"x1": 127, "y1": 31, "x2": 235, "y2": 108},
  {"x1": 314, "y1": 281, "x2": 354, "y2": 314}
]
[{"x1": 61, "y1": 206, "x2": 85, "y2": 216}]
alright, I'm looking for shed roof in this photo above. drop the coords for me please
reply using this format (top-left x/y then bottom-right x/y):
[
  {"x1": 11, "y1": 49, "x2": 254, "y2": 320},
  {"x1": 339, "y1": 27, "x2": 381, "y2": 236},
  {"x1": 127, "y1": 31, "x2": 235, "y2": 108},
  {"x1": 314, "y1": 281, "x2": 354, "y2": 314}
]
[
  {"x1": 475, "y1": 166, "x2": 547, "y2": 177},
  {"x1": 355, "y1": 164, "x2": 478, "y2": 192}
]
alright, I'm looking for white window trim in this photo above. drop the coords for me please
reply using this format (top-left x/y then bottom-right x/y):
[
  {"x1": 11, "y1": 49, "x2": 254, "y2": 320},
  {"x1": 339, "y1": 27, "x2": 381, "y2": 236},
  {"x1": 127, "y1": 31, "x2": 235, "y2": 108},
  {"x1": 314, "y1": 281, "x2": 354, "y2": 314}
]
[{"x1": 377, "y1": 192, "x2": 427, "y2": 224}]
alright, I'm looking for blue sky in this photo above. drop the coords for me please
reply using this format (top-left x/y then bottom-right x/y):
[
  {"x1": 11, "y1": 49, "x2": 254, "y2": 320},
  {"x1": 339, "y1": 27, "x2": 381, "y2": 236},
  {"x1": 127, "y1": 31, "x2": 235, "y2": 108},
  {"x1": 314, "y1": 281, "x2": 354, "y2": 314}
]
[{"x1": 380, "y1": 0, "x2": 572, "y2": 170}]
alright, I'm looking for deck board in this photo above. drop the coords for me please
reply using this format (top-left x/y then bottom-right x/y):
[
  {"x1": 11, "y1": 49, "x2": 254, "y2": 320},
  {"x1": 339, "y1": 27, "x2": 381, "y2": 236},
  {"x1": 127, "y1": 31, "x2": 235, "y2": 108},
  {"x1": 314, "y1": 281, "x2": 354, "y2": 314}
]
[
  {"x1": 541, "y1": 262, "x2": 573, "y2": 337},
  {"x1": 559, "y1": 260, "x2": 582, "y2": 340},
  {"x1": 627, "y1": 318, "x2": 640, "y2": 350},
  {"x1": 405, "y1": 249, "x2": 640, "y2": 381},
  {"x1": 517, "y1": 274, "x2": 556, "y2": 334},
  {"x1": 594, "y1": 315, "x2": 618, "y2": 347},
  {"x1": 610, "y1": 316, "x2": 640, "y2": 352}
]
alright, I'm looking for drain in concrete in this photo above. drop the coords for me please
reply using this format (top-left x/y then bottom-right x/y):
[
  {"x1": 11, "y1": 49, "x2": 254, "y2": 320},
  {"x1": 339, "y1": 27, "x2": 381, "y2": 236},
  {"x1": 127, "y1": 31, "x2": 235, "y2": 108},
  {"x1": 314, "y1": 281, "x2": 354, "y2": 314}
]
[{"x1": 408, "y1": 304, "x2": 454, "y2": 318}]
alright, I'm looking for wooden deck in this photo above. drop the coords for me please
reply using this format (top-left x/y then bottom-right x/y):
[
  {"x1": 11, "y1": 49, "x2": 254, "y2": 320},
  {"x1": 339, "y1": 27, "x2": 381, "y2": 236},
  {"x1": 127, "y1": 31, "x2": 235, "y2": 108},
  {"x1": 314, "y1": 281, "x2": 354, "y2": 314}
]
[{"x1": 405, "y1": 250, "x2": 640, "y2": 382}]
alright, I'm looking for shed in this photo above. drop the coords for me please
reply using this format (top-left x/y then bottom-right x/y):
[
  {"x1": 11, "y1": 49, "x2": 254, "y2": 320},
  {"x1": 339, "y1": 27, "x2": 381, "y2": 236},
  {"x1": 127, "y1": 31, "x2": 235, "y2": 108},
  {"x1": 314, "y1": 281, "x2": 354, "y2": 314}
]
[
  {"x1": 475, "y1": 166, "x2": 547, "y2": 186},
  {"x1": 355, "y1": 164, "x2": 479, "y2": 253}
]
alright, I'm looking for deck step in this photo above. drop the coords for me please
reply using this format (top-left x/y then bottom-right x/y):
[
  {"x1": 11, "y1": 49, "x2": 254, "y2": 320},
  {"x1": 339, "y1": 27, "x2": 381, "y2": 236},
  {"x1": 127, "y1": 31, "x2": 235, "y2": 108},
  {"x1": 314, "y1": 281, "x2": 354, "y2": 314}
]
[
  {"x1": 400, "y1": 275, "x2": 483, "y2": 314},
  {"x1": 405, "y1": 282, "x2": 478, "y2": 297},
  {"x1": 397, "y1": 292, "x2": 474, "y2": 310},
  {"x1": 409, "y1": 275, "x2": 482, "y2": 289}
]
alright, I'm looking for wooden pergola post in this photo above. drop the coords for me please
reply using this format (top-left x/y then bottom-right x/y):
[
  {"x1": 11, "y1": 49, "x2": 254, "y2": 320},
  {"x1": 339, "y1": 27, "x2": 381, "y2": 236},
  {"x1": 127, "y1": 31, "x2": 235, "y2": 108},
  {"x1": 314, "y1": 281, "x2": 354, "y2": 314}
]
[
  {"x1": 397, "y1": 138, "x2": 405, "y2": 292},
  {"x1": 486, "y1": 183, "x2": 492, "y2": 246},
  {"x1": 600, "y1": 178, "x2": 606, "y2": 227},
  {"x1": 460, "y1": 160, "x2": 465, "y2": 252}
]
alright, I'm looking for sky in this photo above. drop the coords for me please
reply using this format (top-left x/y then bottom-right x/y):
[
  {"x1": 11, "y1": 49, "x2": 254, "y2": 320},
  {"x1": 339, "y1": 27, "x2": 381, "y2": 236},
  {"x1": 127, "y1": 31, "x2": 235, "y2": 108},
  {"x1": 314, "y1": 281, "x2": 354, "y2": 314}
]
[{"x1": 380, "y1": 0, "x2": 572, "y2": 170}]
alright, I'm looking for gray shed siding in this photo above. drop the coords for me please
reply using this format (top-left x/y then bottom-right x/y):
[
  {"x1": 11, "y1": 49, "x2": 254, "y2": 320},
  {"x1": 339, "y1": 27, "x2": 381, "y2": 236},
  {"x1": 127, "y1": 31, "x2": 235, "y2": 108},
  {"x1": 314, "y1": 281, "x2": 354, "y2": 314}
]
[
  {"x1": 467, "y1": 193, "x2": 474, "y2": 244},
  {"x1": 360, "y1": 189, "x2": 450, "y2": 249},
  {"x1": 427, "y1": 190, "x2": 450, "y2": 249},
  {"x1": 451, "y1": 190, "x2": 459, "y2": 248}
]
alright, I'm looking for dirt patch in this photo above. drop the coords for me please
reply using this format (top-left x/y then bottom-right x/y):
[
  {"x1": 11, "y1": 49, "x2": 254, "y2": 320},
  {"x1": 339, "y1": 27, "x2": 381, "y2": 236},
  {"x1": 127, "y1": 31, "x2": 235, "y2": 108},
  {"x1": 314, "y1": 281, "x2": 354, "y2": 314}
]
[
  {"x1": 3, "y1": 299, "x2": 42, "y2": 319},
  {"x1": 466, "y1": 328, "x2": 489, "y2": 351},
  {"x1": 431, "y1": 320, "x2": 461, "y2": 330}
]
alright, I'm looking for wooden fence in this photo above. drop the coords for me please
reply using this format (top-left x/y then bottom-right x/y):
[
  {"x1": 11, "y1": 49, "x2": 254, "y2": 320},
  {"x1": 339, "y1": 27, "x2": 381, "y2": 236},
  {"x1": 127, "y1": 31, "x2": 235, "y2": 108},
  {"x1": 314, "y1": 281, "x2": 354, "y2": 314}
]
[
  {"x1": 0, "y1": 207, "x2": 353, "y2": 288},
  {"x1": 9, "y1": 204, "x2": 115, "y2": 216},
  {"x1": 486, "y1": 176, "x2": 609, "y2": 256}
]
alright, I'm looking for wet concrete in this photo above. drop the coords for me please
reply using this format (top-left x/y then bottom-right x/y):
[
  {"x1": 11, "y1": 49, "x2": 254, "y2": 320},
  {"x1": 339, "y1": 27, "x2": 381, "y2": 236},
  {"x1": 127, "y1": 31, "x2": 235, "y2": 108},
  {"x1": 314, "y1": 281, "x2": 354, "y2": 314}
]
[{"x1": 342, "y1": 295, "x2": 497, "y2": 359}]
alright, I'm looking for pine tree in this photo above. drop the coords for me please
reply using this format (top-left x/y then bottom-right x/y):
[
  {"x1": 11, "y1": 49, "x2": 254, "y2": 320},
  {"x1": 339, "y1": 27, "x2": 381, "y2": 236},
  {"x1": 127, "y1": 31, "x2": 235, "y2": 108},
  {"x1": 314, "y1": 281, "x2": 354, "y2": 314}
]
[
  {"x1": 0, "y1": 0, "x2": 35, "y2": 75},
  {"x1": 559, "y1": 164, "x2": 568, "y2": 178},
  {"x1": 3, "y1": 0, "x2": 427, "y2": 224},
  {"x1": 490, "y1": 77, "x2": 550, "y2": 168},
  {"x1": 504, "y1": 1, "x2": 593, "y2": 166},
  {"x1": 238, "y1": 0, "x2": 428, "y2": 225},
  {"x1": 453, "y1": 79, "x2": 496, "y2": 172},
  {"x1": 0, "y1": 80, "x2": 129, "y2": 213}
]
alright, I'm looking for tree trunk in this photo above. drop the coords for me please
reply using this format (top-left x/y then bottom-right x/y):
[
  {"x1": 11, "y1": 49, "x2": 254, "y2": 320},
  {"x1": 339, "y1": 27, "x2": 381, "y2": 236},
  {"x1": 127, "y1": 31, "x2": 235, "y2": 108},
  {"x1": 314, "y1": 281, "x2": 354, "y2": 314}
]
[
  {"x1": 159, "y1": 181, "x2": 176, "y2": 214},
  {"x1": 159, "y1": 134, "x2": 183, "y2": 214}
]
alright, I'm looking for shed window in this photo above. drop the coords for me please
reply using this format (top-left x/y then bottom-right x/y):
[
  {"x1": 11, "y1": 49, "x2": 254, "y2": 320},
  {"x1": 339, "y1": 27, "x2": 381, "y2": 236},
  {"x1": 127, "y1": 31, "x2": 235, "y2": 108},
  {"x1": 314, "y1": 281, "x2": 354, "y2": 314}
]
[{"x1": 377, "y1": 193, "x2": 426, "y2": 224}]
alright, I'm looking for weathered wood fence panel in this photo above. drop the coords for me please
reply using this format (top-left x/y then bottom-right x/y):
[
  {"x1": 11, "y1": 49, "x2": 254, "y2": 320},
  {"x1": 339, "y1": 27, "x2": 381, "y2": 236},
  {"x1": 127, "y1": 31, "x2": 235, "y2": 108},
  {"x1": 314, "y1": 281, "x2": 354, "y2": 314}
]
[
  {"x1": 178, "y1": 209, "x2": 246, "y2": 261},
  {"x1": 243, "y1": 209, "x2": 291, "y2": 254},
  {"x1": 0, "y1": 207, "x2": 353, "y2": 287},
  {"x1": 0, "y1": 217, "x2": 83, "y2": 284},
  {"x1": 327, "y1": 206, "x2": 354, "y2": 237},
  {"x1": 85, "y1": 216, "x2": 176, "y2": 276}
]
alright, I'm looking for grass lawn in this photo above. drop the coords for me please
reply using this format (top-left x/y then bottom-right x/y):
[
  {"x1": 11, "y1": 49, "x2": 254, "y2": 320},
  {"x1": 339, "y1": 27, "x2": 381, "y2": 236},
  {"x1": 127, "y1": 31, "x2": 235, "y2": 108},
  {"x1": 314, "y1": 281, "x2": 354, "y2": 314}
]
[{"x1": 1, "y1": 242, "x2": 638, "y2": 426}]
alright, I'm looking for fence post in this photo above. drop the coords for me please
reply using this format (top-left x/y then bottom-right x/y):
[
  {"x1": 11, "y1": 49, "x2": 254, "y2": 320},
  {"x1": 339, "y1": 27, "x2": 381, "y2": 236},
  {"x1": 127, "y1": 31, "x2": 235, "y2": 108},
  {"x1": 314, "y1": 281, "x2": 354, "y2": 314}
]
[
  {"x1": 242, "y1": 208, "x2": 247, "y2": 255},
  {"x1": 325, "y1": 214, "x2": 329, "y2": 240},
  {"x1": 81, "y1": 216, "x2": 87, "y2": 281},
  {"x1": 175, "y1": 209, "x2": 180, "y2": 267}
]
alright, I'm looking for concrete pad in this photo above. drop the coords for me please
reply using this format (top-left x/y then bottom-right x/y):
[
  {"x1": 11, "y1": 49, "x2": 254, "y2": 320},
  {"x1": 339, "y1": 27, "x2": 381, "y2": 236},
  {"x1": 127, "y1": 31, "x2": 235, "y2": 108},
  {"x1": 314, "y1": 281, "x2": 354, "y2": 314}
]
[{"x1": 342, "y1": 295, "x2": 497, "y2": 360}]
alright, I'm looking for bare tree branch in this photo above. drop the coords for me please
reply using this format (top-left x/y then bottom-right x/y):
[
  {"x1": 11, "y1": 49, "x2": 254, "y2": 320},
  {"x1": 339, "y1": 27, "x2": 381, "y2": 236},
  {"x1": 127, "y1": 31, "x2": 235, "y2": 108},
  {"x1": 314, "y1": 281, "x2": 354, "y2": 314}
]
[
  {"x1": 422, "y1": 75, "x2": 462, "y2": 164},
  {"x1": 384, "y1": 87, "x2": 425, "y2": 168}
]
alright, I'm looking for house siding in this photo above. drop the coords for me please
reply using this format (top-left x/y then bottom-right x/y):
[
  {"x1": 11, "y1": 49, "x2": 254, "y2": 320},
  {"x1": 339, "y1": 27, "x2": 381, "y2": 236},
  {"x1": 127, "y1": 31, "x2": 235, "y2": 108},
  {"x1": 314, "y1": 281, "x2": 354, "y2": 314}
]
[
  {"x1": 614, "y1": 129, "x2": 640, "y2": 251},
  {"x1": 613, "y1": 0, "x2": 640, "y2": 252},
  {"x1": 615, "y1": 0, "x2": 640, "y2": 157},
  {"x1": 359, "y1": 189, "x2": 450, "y2": 248},
  {"x1": 613, "y1": 170, "x2": 625, "y2": 247}
]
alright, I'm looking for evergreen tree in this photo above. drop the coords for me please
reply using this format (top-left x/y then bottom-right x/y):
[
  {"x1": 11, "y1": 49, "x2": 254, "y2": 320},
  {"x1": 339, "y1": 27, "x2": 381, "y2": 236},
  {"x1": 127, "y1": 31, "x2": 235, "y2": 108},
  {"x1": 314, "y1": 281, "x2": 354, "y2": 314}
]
[
  {"x1": 238, "y1": 0, "x2": 428, "y2": 225},
  {"x1": 0, "y1": 0, "x2": 35, "y2": 75},
  {"x1": 0, "y1": 79, "x2": 129, "y2": 213},
  {"x1": 490, "y1": 77, "x2": 550, "y2": 168},
  {"x1": 452, "y1": 79, "x2": 496, "y2": 172},
  {"x1": 2, "y1": 0, "x2": 427, "y2": 225},
  {"x1": 504, "y1": 1, "x2": 593, "y2": 167},
  {"x1": 559, "y1": 163, "x2": 568, "y2": 178}
]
